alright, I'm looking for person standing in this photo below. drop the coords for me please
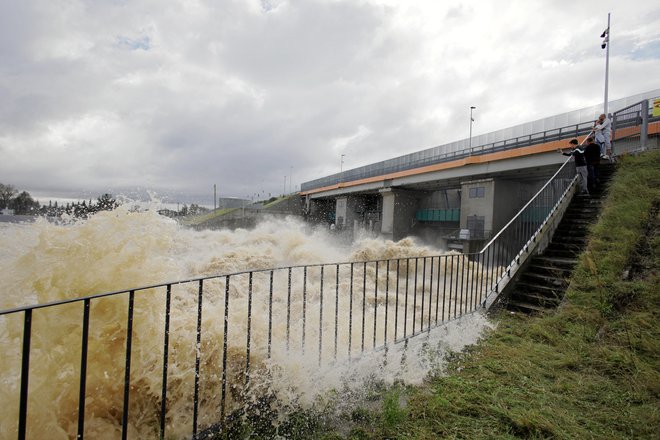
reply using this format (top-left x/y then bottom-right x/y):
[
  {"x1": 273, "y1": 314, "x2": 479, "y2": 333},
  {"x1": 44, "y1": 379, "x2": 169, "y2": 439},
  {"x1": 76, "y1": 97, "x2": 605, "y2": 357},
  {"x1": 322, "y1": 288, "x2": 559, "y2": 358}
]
[
  {"x1": 593, "y1": 113, "x2": 612, "y2": 158},
  {"x1": 559, "y1": 138, "x2": 589, "y2": 195},
  {"x1": 584, "y1": 136, "x2": 601, "y2": 193}
]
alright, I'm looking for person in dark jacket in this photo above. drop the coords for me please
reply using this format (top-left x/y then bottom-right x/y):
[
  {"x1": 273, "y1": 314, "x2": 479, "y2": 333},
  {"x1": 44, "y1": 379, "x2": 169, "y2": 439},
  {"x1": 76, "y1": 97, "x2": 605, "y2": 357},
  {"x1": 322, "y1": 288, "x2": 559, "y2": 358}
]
[
  {"x1": 559, "y1": 138, "x2": 589, "y2": 195},
  {"x1": 584, "y1": 136, "x2": 601, "y2": 192}
]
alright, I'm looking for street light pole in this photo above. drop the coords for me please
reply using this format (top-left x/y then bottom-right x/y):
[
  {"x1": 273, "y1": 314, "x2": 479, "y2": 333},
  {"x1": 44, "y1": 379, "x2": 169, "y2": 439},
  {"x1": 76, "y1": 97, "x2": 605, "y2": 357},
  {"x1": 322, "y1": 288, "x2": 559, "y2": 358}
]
[
  {"x1": 340, "y1": 154, "x2": 345, "y2": 183},
  {"x1": 601, "y1": 13, "x2": 611, "y2": 114},
  {"x1": 469, "y1": 106, "x2": 476, "y2": 149}
]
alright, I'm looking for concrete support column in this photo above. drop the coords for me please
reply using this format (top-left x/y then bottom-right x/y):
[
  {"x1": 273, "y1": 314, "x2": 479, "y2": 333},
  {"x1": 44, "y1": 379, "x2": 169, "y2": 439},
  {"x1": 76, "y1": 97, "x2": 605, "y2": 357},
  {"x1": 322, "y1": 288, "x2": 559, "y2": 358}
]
[
  {"x1": 335, "y1": 195, "x2": 370, "y2": 230},
  {"x1": 379, "y1": 188, "x2": 420, "y2": 241},
  {"x1": 380, "y1": 189, "x2": 396, "y2": 241}
]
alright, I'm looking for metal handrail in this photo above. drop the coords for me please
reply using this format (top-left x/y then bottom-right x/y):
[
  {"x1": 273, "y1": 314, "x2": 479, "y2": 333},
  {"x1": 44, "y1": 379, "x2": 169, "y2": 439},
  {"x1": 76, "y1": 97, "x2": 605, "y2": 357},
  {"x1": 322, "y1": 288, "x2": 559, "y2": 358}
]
[{"x1": 480, "y1": 155, "x2": 573, "y2": 253}]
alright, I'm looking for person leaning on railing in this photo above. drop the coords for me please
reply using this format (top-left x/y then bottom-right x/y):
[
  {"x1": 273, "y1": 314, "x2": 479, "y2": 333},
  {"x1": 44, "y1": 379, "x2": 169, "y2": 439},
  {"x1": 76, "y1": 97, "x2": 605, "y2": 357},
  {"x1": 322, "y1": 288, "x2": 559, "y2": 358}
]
[
  {"x1": 593, "y1": 113, "x2": 612, "y2": 159},
  {"x1": 558, "y1": 138, "x2": 589, "y2": 195}
]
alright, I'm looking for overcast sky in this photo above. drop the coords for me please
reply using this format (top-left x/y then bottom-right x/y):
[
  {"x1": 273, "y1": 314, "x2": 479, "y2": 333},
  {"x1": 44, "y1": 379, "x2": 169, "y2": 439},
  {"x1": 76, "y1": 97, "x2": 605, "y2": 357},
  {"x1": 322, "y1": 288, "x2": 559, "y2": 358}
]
[{"x1": 1, "y1": 0, "x2": 659, "y2": 205}]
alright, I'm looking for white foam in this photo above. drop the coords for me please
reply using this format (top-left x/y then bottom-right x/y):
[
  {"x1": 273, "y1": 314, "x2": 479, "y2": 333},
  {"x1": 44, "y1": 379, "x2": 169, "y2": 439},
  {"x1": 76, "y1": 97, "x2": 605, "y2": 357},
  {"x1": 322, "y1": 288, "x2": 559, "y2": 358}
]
[{"x1": 0, "y1": 210, "x2": 492, "y2": 439}]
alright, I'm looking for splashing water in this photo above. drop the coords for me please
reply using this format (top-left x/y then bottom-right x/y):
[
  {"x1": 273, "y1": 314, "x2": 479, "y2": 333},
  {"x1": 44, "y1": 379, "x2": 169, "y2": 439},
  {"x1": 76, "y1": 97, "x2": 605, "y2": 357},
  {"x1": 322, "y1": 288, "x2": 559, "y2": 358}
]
[{"x1": 0, "y1": 208, "x2": 494, "y2": 439}]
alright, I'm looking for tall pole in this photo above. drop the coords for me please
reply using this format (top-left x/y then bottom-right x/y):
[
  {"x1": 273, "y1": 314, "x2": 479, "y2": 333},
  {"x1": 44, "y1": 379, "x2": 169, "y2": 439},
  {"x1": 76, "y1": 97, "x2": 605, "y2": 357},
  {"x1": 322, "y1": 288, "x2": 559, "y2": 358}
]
[
  {"x1": 601, "y1": 13, "x2": 611, "y2": 115},
  {"x1": 289, "y1": 166, "x2": 293, "y2": 193},
  {"x1": 469, "y1": 106, "x2": 476, "y2": 148},
  {"x1": 340, "y1": 154, "x2": 345, "y2": 183},
  {"x1": 213, "y1": 184, "x2": 216, "y2": 210},
  {"x1": 283, "y1": 175, "x2": 286, "y2": 195}
]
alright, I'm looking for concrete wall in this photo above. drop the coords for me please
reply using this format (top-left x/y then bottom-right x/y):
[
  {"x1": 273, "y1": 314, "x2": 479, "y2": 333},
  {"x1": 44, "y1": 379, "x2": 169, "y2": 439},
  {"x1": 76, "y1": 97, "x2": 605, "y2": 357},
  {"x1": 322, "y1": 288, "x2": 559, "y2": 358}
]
[
  {"x1": 336, "y1": 197, "x2": 348, "y2": 227},
  {"x1": 335, "y1": 196, "x2": 366, "y2": 229},
  {"x1": 492, "y1": 179, "x2": 524, "y2": 232},
  {"x1": 308, "y1": 198, "x2": 335, "y2": 225},
  {"x1": 380, "y1": 189, "x2": 421, "y2": 241},
  {"x1": 419, "y1": 188, "x2": 461, "y2": 209},
  {"x1": 460, "y1": 178, "x2": 495, "y2": 233},
  {"x1": 459, "y1": 177, "x2": 548, "y2": 238}
]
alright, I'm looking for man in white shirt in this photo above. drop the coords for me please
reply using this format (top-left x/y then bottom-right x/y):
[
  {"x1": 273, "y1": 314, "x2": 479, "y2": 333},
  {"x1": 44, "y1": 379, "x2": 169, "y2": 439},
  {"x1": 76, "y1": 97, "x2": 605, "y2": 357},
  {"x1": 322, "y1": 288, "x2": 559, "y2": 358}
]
[{"x1": 593, "y1": 113, "x2": 612, "y2": 159}]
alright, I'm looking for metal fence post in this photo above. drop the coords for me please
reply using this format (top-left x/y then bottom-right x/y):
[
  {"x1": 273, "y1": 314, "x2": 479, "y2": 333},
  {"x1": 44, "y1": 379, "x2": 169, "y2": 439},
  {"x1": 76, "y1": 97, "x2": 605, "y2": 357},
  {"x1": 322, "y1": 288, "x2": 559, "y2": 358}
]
[{"x1": 641, "y1": 100, "x2": 649, "y2": 150}]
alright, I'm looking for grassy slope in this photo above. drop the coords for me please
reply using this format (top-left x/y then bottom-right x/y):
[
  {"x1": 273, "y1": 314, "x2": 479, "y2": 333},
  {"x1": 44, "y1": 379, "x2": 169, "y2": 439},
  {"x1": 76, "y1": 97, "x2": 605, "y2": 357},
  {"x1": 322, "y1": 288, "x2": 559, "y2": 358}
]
[
  {"x1": 261, "y1": 194, "x2": 294, "y2": 209},
  {"x1": 321, "y1": 150, "x2": 660, "y2": 439},
  {"x1": 180, "y1": 195, "x2": 292, "y2": 227},
  {"x1": 179, "y1": 208, "x2": 237, "y2": 226}
]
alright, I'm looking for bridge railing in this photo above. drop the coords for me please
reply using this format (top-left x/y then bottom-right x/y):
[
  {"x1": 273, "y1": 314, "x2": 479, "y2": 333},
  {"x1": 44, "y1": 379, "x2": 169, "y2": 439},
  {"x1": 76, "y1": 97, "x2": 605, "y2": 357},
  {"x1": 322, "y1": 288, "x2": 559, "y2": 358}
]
[
  {"x1": 301, "y1": 119, "x2": 594, "y2": 192},
  {"x1": 612, "y1": 99, "x2": 651, "y2": 155},
  {"x1": 0, "y1": 163, "x2": 578, "y2": 440}
]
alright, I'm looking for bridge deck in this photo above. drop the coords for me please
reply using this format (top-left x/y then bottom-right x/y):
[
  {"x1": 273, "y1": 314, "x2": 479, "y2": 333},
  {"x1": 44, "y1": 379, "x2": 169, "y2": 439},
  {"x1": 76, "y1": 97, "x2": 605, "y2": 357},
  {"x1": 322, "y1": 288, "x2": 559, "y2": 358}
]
[{"x1": 301, "y1": 121, "x2": 659, "y2": 197}]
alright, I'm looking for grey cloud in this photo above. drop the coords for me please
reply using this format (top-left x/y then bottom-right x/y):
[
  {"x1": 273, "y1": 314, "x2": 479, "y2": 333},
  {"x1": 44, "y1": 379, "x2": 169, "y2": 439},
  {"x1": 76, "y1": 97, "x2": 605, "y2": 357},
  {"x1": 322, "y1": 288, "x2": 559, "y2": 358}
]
[
  {"x1": 116, "y1": 35, "x2": 152, "y2": 51},
  {"x1": 1, "y1": 0, "x2": 659, "y2": 203}
]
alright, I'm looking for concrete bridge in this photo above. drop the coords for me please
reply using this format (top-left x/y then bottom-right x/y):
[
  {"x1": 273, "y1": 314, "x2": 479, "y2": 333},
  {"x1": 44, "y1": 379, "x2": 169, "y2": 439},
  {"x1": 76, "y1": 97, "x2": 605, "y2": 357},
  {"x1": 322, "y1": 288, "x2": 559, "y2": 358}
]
[{"x1": 301, "y1": 89, "x2": 660, "y2": 251}]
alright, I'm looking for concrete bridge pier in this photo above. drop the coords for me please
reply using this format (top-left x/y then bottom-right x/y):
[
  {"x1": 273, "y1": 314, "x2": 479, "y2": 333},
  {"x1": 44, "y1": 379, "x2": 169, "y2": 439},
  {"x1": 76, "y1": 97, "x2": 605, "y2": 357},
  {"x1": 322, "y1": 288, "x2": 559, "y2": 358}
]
[
  {"x1": 379, "y1": 188, "x2": 422, "y2": 241},
  {"x1": 335, "y1": 194, "x2": 381, "y2": 239}
]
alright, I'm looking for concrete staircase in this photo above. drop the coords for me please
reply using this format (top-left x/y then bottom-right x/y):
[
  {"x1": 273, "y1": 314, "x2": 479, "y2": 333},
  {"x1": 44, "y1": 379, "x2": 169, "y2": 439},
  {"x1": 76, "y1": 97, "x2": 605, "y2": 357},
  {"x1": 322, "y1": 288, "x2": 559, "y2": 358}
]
[{"x1": 505, "y1": 162, "x2": 616, "y2": 313}]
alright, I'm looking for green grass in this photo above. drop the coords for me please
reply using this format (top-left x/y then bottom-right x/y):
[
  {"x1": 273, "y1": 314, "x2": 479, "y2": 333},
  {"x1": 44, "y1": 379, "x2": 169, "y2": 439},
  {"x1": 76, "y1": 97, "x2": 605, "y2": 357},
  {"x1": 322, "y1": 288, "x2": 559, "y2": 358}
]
[
  {"x1": 180, "y1": 195, "x2": 292, "y2": 227},
  {"x1": 262, "y1": 194, "x2": 294, "y2": 208},
  {"x1": 179, "y1": 207, "x2": 237, "y2": 226}
]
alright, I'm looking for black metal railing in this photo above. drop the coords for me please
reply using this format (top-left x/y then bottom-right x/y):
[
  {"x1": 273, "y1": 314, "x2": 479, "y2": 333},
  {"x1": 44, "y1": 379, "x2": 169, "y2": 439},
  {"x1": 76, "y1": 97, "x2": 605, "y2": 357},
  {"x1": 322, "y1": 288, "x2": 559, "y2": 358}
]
[
  {"x1": 612, "y1": 100, "x2": 652, "y2": 154},
  {"x1": 0, "y1": 159, "x2": 577, "y2": 440}
]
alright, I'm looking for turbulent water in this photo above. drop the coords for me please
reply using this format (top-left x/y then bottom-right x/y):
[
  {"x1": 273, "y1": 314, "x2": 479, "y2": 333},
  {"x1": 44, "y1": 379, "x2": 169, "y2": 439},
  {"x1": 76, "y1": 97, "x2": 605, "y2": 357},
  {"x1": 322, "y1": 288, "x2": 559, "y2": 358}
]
[{"x1": 0, "y1": 208, "x2": 493, "y2": 439}]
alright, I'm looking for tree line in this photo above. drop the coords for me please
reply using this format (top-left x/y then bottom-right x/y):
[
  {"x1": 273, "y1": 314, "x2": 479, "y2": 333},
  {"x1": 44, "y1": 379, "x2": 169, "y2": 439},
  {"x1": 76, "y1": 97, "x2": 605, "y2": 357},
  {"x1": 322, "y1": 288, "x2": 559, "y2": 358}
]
[{"x1": 0, "y1": 183, "x2": 119, "y2": 217}]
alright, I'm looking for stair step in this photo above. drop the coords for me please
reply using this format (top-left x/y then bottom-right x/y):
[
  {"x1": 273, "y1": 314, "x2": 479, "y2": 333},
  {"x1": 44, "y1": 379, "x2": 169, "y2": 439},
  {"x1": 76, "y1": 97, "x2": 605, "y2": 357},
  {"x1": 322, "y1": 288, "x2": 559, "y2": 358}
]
[
  {"x1": 566, "y1": 204, "x2": 600, "y2": 211},
  {"x1": 564, "y1": 211, "x2": 599, "y2": 218},
  {"x1": 542, "y1": 251, "x2": 582, "y2": 259},
  {"x1": 567, "y1": 204, "x2": 601, "y2": 210},
  {"x1": 553, "y1": 236, "x2": 587, "y2": 245},
  {"x1": 559, "y1": 218, "x2": 594, "y2": 225},
  {"x1": 543, "y1": 243, "x2": 584, "y2": 251},
  {"x1": 506, "y1": 299, "x2": 551, "y2": 314},
  {"x1": 556, "y1": 222, "x2": 591, "y2": 229},
  {"x1": 545, "y1": 242, "x2": 584, "y2": 250},
  {"x1": 527, "y1": 264, "x2": 573, "y2": 277},
  {"x1": 554, "y1": 227, "x2": 590, "y2": 236},
  {"x1": 515, "y1": 281, "x2": 564, "y2": 294},
  {"x1": 510, "y1": 291, "x2": 562, "y2": 307},
  {"x1": 520, "y1": 272, "x2": 569, "y2": 287},
  {"x1": 562, "y1": 212, "x2": 599, "y2": 220},
  {"x1": 532, "y1": 256, "x2": 577, "y2": 268}
]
